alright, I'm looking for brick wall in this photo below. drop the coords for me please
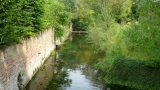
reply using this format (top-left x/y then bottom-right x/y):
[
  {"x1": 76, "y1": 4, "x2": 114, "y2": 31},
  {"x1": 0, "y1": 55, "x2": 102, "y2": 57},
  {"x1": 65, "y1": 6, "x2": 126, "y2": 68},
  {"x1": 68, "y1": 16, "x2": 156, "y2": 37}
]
[{"x1": 0, "y1": 29, "x2": 55, "y2": 90}]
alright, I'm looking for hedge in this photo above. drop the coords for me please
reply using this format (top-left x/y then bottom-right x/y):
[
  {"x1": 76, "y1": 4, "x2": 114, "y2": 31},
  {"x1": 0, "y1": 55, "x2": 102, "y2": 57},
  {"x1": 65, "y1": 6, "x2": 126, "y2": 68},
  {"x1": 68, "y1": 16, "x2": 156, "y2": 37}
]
[{"x1": 0, "y1": 0, "x2": 72, "y2": 47}]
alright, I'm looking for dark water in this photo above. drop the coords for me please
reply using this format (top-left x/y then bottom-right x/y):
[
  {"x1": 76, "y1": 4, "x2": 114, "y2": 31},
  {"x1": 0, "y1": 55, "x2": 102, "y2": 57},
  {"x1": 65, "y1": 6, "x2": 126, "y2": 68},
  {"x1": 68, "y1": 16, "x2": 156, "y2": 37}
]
[
  {"x1": 26, "y1": 34, "x2": 138, "y2": 90},
  {"x1": 26, "y1": 56, "x2": 55, "y2": 90}
]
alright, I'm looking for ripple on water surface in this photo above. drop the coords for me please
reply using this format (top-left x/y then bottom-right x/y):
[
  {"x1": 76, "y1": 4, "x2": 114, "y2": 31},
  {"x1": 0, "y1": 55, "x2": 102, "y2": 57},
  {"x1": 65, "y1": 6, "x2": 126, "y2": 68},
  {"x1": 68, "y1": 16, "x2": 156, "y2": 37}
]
[{"x1": 60, "y1": 69, "x2": 104, "y2": 90}]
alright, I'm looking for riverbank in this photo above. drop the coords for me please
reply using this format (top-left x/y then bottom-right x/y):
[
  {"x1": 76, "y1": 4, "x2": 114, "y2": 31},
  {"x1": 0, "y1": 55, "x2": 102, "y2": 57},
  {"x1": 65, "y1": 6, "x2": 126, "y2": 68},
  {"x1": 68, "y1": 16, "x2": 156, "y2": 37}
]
[
  {"x1": 98, "y1": 57, "x2": 160, "y2": 90},
  {"x1": 55, "y1": 34, "x2": 160, "y2": 90},
  {"x1": 46, "y1": 34, "x2": 141, "y2": 90},
  {"x1": 0, "y1": 29, "x2": 55, "y2": 90},
  {"x1": 26, "y1": 53, "x2": 55, "y2": 90}
]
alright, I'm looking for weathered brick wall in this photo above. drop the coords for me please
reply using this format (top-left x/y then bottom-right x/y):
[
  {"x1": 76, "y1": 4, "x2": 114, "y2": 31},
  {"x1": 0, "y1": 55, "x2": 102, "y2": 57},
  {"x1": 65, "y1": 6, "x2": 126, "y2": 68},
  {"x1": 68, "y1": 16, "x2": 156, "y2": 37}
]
[{"x1": 0, "y1": 29, "x2": 55, "y2": 90}]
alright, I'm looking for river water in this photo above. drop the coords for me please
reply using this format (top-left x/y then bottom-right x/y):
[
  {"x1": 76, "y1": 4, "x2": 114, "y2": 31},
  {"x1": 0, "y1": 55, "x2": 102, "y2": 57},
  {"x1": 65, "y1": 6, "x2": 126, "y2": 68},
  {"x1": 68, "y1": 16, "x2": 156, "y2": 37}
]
[{"x1": 26, "y1": 34, "x2": 138, "y2": 90}]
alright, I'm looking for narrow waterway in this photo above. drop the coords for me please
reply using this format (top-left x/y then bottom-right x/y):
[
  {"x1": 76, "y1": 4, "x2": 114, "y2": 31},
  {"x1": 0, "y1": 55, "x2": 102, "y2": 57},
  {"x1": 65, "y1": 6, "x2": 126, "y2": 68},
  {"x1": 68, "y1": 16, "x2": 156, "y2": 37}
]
[
  {"x1": 46, "y1": 34, "x2": 105, "y2": 90},
  {"x1": 26, "y1": 34, "x2": 138, "y2": 90}
]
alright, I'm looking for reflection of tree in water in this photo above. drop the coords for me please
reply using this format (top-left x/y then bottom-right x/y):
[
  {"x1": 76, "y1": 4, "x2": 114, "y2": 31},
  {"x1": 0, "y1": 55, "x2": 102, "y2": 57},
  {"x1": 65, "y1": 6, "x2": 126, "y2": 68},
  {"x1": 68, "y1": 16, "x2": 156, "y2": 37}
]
[
  {"x1": 46, "y1": 34, "x2": 139, "y2": 90},
  {"x1": 81, "y1": 65, "x2": 105, "y2": 88},
  {"x1": 46, "y1": 60, "x2": 72, "y2": 90},
  {"x1": 59, "y1": 34, "x2": 104, "y2": 69}
]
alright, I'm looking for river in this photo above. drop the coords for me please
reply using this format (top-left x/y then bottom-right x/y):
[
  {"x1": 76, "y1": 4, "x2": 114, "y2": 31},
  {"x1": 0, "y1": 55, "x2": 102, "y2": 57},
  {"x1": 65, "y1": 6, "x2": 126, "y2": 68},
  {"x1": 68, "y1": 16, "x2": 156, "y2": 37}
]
[{"x1": 26, "y1": 34, "x2": 138, "y2": 90}]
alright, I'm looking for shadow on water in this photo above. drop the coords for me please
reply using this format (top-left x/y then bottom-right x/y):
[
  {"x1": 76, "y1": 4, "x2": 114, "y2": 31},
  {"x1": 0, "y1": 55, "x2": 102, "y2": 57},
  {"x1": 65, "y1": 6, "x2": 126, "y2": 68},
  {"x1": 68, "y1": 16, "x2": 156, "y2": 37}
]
[
  {"x1": 25, "y1": 56, "x2": 55, "y2": 90},
  {"x1": 46, "y1": 60, "x2": 72, "y2": 90}
]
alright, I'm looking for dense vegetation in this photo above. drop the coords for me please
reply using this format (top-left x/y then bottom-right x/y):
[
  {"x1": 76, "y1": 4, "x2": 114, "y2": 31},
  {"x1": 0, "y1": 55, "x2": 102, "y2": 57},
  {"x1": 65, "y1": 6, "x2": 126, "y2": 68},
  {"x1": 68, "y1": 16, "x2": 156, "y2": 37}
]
[
  {"x1": 0, "y1": 0, "x2": 72, "y2": 47},
  {"x1": 1, "y1": 0, "x2": 160, "y2": 89},
  {"x1": 74, "y1": 0, "x2": 160, "y2": 89}
]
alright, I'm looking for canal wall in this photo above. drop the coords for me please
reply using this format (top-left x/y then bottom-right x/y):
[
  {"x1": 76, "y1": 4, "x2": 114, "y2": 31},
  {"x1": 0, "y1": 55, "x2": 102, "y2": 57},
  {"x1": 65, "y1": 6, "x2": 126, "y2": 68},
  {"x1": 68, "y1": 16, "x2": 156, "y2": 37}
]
[{"x1": 0, "y1": 29, "x2": 55, "y2": 90}]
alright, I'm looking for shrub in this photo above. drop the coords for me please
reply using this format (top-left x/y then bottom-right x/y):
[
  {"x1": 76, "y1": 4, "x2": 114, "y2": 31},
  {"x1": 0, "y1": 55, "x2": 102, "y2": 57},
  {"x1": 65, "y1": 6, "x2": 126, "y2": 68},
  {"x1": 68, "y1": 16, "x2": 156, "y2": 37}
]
[
  {"x1": 76, "y1": 0, "x2": 160, "y2": 89},
  {"x1": 0, "y1": 0, "x2": 73, "y2": 47},
  {"x1": 0, "y1": 0, "x2": 44, "y2": 46}
]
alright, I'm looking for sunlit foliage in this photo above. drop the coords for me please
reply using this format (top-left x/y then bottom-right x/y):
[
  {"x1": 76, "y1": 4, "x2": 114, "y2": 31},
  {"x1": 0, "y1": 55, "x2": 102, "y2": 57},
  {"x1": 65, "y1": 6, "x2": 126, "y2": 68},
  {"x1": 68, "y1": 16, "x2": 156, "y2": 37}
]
[
  {"x1": 0, "y1": 0, "x2": 73, "y2": 46},
  {"x1": 76, "y1": 0, "x2": 160, "y2": 89}
]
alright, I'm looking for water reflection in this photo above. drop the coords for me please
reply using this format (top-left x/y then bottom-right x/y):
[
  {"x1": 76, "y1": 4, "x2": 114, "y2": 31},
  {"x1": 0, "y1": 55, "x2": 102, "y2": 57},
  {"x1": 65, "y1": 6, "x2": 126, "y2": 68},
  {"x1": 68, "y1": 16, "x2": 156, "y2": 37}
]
[
  {"x1": 46, "y1": 34, "x2": 105, "y2": 90},
  {"x1": 50, "y1": 34, "x2": 138, "y2": 90},
  {"x1": 27, "y1": 34, "x2": 139, "y2": 90},
  {"x1": 63, "y1": 69, "x2": 103, "y2": 90},
  {"x1": 46, "y1": 60, "x2": 71, "y2": 90},
  {"x1": 26, "y1": 56, "x2": 55, "y2": 90}
]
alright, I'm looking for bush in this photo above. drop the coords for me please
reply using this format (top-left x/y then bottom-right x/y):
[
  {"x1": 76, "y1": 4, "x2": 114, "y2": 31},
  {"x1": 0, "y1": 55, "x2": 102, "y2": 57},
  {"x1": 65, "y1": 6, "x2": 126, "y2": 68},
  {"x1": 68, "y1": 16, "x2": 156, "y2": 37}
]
[
  {"x1": 0, "y1": 0, "x2": 73, "y2": 47},
  {"x1": 50, "y1": 0, "x2": 72, "y2": 38},
  {"x1": 103, "y1": 57, "x2": 160, "y2": 90},
  {"x1": 76, "y1": 0, "x2": 160, "y2": 89},
  {"x1": 120, "y1": 0, "x2": 160, "y2": 67},
  {"x1": 0, "y1": 0, "x2": 44, "y2": 46},
  {"x1": 72, "y1": 0, "x2": 94, "y2": 31},
  {"x1": 72, "y1": 18, "x2": 90, "y2": 31}
]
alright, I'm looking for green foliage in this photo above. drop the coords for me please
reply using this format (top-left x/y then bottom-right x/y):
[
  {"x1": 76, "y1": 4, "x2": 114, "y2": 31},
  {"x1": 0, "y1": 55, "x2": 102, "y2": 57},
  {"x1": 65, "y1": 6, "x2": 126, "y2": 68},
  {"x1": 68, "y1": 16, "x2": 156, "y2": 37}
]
[
  {"x1": 51, "y1": 0, "x2": 72, "y2": 38},
  {"x1": 72, "y1": 17, "x2": 92, "y2": 31},
  {"x1": 102, "y1": 57, "x2": 160, "y2": 90},
  {"x1": 0, "y1": 0, "x2": 44, "y2": 46},
  {"x1": 0, "y1": 0, "x2": 73, "y2": 46},
  {"x1": 122, "y1": 0, "x2": 160, "y2": 64},
  {"x1": 76, "y1": 0, "x2": 160, "y2": 89},
  {"x1": 46, "y1": 60, "x2": 71, "y2": 90},
  {"x1": 72, "y1": 0, "x2": 94, "y2": 31}
]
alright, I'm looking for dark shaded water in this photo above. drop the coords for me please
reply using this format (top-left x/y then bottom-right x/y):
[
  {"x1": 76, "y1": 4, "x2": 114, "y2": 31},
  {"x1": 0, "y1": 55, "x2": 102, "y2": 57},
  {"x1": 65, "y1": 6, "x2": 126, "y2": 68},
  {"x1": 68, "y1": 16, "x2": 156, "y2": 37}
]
[
  {"x1": 26, "y1": 56, "x2": 55, "y2": 90},
  {"x1": 26, "y1": 34, "x2": 138, "y2": 90}
]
